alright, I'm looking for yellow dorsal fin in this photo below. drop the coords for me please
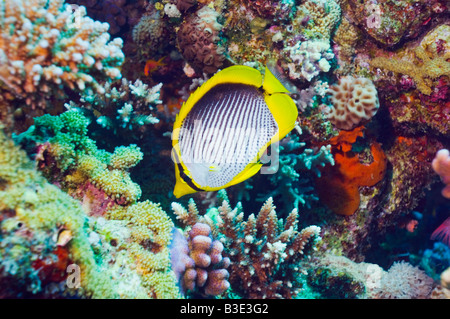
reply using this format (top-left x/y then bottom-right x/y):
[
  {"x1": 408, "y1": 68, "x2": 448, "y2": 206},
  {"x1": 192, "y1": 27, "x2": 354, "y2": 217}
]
[{"x1": 262, "y1": 66, "x2": 289, "y2": 94}]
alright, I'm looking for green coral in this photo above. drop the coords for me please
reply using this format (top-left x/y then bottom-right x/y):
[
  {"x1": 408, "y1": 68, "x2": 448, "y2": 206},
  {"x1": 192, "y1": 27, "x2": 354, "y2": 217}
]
[
  {"x1": 1, "y1": 123, "x2": 180, "y2": 298},
  {"x1": 15, "y1": 110, "x2": 143, "y2": 203},
  {"x1": 0, "y1": 126, "x2": 117, "y2": 298}
]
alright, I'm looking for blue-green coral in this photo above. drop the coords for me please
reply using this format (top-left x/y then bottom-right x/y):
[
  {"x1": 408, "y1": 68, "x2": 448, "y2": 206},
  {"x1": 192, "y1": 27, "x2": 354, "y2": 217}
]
[
  {"x1": 15, "y1": 111, "x2": 143, "y2": 204},
  {"x1": 259, "y1": 131, "x2": 334, "y2": 210}
]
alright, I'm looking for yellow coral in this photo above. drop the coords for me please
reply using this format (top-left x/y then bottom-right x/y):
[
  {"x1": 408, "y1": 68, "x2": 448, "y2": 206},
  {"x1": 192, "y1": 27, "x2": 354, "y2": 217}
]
[
  {"x1": 371, "y1": 25, "x2": 450, "y2": 95},
  {"x1": 106, "y1": 201, "x2": 181, "y2": 298},
  {"x1": 0, "y1": 127, "x2": 180, "y2": 299},
  {"x1": 0, "y1": 127, "x2": 117, "y2": 298}
]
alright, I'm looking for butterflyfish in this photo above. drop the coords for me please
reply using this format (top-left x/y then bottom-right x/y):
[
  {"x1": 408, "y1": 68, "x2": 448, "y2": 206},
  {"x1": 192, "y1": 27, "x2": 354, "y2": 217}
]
[{"x1": 171, "y1": 65, "x2": 298, "y2": 198}]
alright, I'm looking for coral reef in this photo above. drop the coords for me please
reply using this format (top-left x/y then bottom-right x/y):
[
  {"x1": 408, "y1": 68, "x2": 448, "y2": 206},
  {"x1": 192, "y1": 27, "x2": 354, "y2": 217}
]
[
  {"x1": 0, "y1": 0, "x2": 124, "y2": 131},
  {"x1": 0, "y1": 126, "x2": 180, "y2": 298},
  {"x1": 315, "y1": 127, "x2": 387, "y2": 216},
  {"x1": 259, "y1": 131, "x2": 334, "y2": 211},
  {"x1": 1, "y1": 0, "x2": 449, "y2": 302},
  {"x1": 170, "y1": 223, "x2": 230, "y2": 297},
  {"x1": 346, "y1": 0, "x2": 447, "y2": 47},
  {"x1": 67, "y1": 77, "x2": 162, "y2": 136},
  {"x1": 15, "y1": 111, "x2": 144, "y2": 205},
  {"x1": 132, "y1": 10, "x2": 173, "y2": 60},
  {"x1": 172, "y1": 192, "x2": 322, "y2": 298},
  {"x1": 307, "y1": 254, "x2": 436, "y2": 299}
]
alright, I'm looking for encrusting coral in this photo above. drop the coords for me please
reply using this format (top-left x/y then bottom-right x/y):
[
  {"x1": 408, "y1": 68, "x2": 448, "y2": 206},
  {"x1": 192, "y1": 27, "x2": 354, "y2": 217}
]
[
  {"x1": 371, "y1": 25, "x2": 450, "y2": 96},
  {"x1": 315, "y1": 127, "x2": 387, "y2": 216},
  {"x1": 15, "y1": 111, "x2": 143, "y2": 205},
  {"x1": 132, "y1": 10, "x2": 173, "y2": 60},
  {"x1": 0, "y1": 125, "x2": 119, "y2": 298},
  {"x1": 307, "y1": 254, "x2": 436, "y2": 299},
  {"x1": 0, "y1": 0, "x2": 124, "y2": 117},
  {"x1": 172, "y1": 191, "x2": 322, "y2": 298}
]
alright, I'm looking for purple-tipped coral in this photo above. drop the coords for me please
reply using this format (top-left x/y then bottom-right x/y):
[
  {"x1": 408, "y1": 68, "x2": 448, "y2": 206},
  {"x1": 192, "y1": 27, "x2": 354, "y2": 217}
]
[{"x1": 170, "y1": 223, "x2": 230, "y2": 297}]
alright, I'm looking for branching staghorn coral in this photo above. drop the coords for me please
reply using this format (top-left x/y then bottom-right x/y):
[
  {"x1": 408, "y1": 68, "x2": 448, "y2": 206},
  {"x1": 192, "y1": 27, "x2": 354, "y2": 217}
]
[
  {"x1": 172, "y1": 191, "x2": 322, "y2": 298},
  {"x1": 0, "y1": 0, "x2": 124, "y2": 113},
  {"x1": 66, "y1": 78, "x2": 162, "y2": 134}
]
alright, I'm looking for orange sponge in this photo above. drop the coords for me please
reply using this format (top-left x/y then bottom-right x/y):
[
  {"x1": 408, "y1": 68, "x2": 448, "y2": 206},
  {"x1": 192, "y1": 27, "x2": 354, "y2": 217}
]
[{"x1": 315, "y1": 127, "x2": 387, "y2": 216}]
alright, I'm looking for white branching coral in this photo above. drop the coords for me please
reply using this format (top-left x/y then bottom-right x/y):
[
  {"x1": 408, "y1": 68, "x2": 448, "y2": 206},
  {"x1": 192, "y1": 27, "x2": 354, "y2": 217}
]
[
  {"x1": 0, "y1": 0, "x2": 124, "y2": 109},
  {"x1": 70, "y1": 78, "x2": 162, "y2": 132}
]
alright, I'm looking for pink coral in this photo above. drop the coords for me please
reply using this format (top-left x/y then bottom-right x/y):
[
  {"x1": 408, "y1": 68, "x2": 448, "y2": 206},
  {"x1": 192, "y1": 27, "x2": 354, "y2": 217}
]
[
  {"x1": 432, "y1": 149, "x2": 450, "y2": 198},
  {"x1": 169, "y1": 223, "x2": 230, "y2": 296},
  {"x1": 431, "y1": 217, "x2": 450, "y2": 247}
]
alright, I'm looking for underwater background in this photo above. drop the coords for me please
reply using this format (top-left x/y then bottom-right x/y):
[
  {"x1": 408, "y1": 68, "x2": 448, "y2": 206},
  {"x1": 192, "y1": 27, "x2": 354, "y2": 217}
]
[{"x1": 0, "y1": 0, "x2": 449, "y2": 299}]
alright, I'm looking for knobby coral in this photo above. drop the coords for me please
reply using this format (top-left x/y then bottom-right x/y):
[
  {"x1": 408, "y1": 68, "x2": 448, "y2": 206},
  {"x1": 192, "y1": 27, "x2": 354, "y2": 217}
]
[
  {"x1": 170, "y1": 223, "x2": 230, "y2": 297},
  {"x1": 177, "y1": 6, "x2": 225, "y2": 75},
  {"x1": 172, "y1": 192, "x2": 322, "y2": 298},
  {"x1": 325, "y1": 76, "x2": 379, "y2": 131},
  {"x1": 432, "y1": 149, "x2": 450, "y2": 199}
]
